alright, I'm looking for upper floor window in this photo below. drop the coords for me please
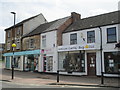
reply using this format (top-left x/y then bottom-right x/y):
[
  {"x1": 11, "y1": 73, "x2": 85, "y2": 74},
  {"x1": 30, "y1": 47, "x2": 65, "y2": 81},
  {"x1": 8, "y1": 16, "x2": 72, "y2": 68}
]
[
  {"x1": 42, "y1": 35, "x2": 46, "y2": 48},
  {"x1": 70, "y1": 33, "x2": 77, "y2": 45},
  {"x1": 7, "y1": 42, "x2": 10, "y2": 50},
  {"x1": 29, "y1": 39, "x2": 34, "y2": 48},
  {"x1": 7, "y1": 31, "x2": 11, "y2": 38},
  {"x1": 107, "y1": 27, "x2": 117, "y2": 43},
  {"x1": 16, "y1": 27, "x2": 21, "y2": 37},
  {"x1": 16, "y1": 39, "x2": 20, "y2": 49},
  {"x1": 87, "y1": 31, "x2": 95, "y2": 43}
]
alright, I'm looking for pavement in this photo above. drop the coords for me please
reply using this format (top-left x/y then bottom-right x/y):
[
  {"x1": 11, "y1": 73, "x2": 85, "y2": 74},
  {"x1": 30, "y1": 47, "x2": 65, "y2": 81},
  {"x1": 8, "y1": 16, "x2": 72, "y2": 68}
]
[{"x1": 1, "y1": 62, "x2": 120, "y2": 88}]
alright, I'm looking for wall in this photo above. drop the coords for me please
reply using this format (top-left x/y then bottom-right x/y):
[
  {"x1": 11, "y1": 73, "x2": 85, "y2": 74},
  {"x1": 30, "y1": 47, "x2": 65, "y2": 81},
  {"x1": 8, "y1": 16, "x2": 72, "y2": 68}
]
[
  {"x1": 102, "y1": 24, "x2": 119, "y2": 52},
  {"x1": 23, "y1": 14, "x2": 47, "y2": 35},
  {"x1": 40, "y1": 31, "x2": 58, "y2": 72},
  {"x1": 57, "y1": 18, "x2": 72, "y2": 46},
  {"x1": 63, "y1": 28, "x2": 101, "y2": 46},
  {"x1": 22, "y1": 35, "x2": 40, "y2": 51}
]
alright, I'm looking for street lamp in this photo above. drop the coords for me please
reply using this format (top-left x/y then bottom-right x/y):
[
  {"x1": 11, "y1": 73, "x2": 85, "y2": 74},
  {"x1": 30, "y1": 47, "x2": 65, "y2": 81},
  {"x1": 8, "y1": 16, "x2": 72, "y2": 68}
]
[
  {"x1": 11, "y1": 43, "x2": 16, "y2": 79},
  {"x1": 11, "y1": 12, "x2": 16, "y2": 80}
]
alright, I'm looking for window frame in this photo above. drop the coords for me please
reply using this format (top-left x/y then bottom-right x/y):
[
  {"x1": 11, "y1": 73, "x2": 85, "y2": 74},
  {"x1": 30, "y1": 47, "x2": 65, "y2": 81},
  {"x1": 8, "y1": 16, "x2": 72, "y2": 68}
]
[
  {"x1": 70, "y1": 33, "x2": 77, "y2": 45},
  {"x1": 87, "y1": 30, "x2": 95, "y2": 43},
  {"x1": 7, "y1": 31, "x2": 11, "y2": 38},
  {"x1": 29, "y1": 39, "x2": 34, "y2": 49},
  {"x1": 7, "y1": 42, "x2": 10, "y2": 50},
  {"x1": 42, "y1": 35, "x2": 46, "y2": 48},
  {"x1": 107, "y1": 27, "x2": 117, "y2": 43},
  {"x1": 16, "y1": 39, "x2": 20, "y2": 49},
  {"x1": 16, "y1": 27, "x2": 21, "y2": 37}
]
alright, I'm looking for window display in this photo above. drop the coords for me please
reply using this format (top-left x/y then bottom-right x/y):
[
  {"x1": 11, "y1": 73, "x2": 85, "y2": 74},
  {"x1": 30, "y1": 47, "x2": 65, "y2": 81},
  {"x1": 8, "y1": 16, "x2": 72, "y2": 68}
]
[
  {"x1": 24, "y1": 54, "x2": 39, "y2": 71},
  {"x1": 14, "y1": 56, "x2": 20, "y2": 69},
  {"x1": 46, "y1": 56, "x2": 53, "y2": 71},
  {"x1": 104, "y1": 52, "x2": 120, "y2": 73},
  {"x1": 58, "y1": 51, "x2": 85, "y2": 72}
]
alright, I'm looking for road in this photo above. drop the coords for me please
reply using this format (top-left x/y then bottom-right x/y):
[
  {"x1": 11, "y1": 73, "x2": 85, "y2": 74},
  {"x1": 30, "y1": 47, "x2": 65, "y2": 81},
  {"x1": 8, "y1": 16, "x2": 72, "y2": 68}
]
[
  {"x1": 1, "y1": 81, "x2": 103, "y2": 88},
  {"x1": 0, "y1": 62, "x2": 119, "y2": 89}
]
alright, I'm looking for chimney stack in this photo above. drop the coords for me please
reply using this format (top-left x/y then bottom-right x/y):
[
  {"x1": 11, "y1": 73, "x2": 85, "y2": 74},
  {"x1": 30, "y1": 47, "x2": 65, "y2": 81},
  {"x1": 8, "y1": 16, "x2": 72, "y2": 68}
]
[{"x1": 71, "y1": 12, "x2": 81, "y2": 22}]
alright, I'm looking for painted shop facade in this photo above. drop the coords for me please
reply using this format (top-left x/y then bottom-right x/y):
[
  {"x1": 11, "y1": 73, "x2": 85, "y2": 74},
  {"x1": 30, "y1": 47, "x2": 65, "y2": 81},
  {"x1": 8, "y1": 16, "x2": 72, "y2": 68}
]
[{"x1": 58, "y1": 11, "x2": 120, "y2": 77}]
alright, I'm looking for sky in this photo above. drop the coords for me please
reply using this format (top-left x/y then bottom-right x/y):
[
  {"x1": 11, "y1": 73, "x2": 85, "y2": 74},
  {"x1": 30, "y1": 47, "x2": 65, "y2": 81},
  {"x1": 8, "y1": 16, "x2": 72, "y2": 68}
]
[{"x1": 0, "y1": 0, "x2": 119, "y2": 43}]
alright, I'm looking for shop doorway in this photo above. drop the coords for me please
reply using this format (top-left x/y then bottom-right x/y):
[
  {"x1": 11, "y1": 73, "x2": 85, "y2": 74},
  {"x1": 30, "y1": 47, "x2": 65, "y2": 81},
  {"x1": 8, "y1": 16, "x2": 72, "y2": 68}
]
[{"x1": 87, "y1": 53, "x2": 96, "y2": 76}]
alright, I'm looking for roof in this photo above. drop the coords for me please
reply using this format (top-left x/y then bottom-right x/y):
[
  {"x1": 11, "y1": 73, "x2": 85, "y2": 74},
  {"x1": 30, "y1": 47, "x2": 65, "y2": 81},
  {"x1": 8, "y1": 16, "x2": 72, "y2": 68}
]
[
  {"x1": 23, "y1": 16, "x2": 70, "y2": 37},
  {"x1": 5, "y1": 13, "x2": 44, "y2": 31},
  {"x1": 22, "y1": 20, "x2": 57, "y2": 37},
  {"x1": 64, "y1": 10, "x2": 120, "y2": 33},
  {"x1": 43, "y1": 16, "x2": 70, "y2": 32}
]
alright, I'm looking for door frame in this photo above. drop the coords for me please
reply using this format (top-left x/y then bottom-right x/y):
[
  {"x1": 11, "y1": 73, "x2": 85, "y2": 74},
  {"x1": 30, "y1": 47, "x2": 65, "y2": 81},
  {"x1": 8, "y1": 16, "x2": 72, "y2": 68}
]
[{"x1": 87, "y1": 52, "x2": 96, "y2": 76}]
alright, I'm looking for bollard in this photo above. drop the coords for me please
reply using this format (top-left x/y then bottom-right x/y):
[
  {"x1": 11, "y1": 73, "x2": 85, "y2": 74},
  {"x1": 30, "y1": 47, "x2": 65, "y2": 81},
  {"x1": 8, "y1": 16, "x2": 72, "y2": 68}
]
[
  {"x1": 101, "y1": 72, "x2": 104, "y2": 84},
  {"x1": 57, "y1": 70, "x2": 59, "y2": 83},
  {"x1": 12, "y1": 65, "x2": 14, "y2": 79}
]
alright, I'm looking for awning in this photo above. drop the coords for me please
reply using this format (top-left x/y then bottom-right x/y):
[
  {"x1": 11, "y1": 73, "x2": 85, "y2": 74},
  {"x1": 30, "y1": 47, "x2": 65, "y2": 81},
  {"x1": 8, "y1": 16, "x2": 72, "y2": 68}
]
[{"x1": 3, "y1": 49, "x2": 40, "y2": 56}]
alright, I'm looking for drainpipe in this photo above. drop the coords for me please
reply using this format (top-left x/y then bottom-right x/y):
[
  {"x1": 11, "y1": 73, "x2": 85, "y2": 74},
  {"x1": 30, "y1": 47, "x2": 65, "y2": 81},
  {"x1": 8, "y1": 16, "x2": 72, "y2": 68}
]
[
  {"x1": 98, "y1": 27, "x2": 104, "y2": 84},
  {"x1": 57, "y1": 52, "x2": 59, "y2": 83}
]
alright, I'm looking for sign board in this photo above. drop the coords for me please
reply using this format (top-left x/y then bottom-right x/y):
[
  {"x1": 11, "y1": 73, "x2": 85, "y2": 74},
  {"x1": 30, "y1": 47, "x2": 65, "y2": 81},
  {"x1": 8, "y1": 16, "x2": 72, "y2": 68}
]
[{"x1": 58, "y1": 43, "x2": 100, "y2": 52}]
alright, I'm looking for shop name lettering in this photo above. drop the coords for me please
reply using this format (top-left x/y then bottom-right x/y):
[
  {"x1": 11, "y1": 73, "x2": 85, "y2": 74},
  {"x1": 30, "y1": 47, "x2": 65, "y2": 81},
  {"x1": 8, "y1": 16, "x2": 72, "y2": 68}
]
[{"x1": 58, "y1": 45, "x2": 95, "y2": 51}]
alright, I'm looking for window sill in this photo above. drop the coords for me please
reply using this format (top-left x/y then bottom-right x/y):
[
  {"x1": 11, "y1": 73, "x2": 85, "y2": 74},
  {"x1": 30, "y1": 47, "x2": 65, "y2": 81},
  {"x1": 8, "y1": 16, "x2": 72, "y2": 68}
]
[{"x1": 107, "y1": 41, "x2": 117, "y2": 44}]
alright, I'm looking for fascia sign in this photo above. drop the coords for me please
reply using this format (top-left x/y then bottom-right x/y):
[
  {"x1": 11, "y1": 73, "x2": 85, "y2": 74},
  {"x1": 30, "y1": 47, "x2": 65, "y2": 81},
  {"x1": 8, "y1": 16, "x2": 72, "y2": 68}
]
[{"x1": 58, "y1": 43, "x2": 99, "y2": 52}]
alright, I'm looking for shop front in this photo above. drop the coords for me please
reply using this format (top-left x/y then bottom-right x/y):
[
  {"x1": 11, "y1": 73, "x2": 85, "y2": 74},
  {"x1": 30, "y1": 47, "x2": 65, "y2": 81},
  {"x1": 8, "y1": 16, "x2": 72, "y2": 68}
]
[
  {"x1": 58, "y1": 51, "x2": 85, "y2": 73},
  {"x1": 41, "y1": 48, "x2": 57, "y2": 73},
  {"x1": 3, "y1": 49, "x2": 40, "y2": 71},
  {"x1": 104, "y1": 51, "x2": 120, "y2": 74},
  {"x1": 58, "y1": 43, "x2": 100, "y2": 76},
  {"x1": 23, "y1": 54, "x2": 39, "y2": 72}
]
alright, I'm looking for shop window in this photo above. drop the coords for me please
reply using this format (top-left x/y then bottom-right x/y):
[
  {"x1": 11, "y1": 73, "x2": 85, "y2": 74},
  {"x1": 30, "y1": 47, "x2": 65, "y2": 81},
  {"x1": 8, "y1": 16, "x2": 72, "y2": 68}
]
[
  {"x1": 6, "y1": 56, "x2": 10, "y2": 69},
  {"x1": 107, "y1": 27, "x2": 117, "y2": 43},
  {"x1": 70, "y1": 33, "x2": 77, "y2": 45},
  {"x1": 58, "y1": 51, "x2": 85, "y2": 72},
  {"x1": 87, "y1": 31, "x2": 95, "y2": 43},
  {"x1": 42, "y1": 35, "x2": 46, "y2": 48},
  {"x1": 104, "y1": 52, "x2": 120, "y2": 73},
  {"x1": 14, "y1": 56, "x2": 21, "y2": 69},
  {"x1": 43, "y1": 54, "x2": 47, "y2": 72},
  {"x1": 24, "y1": 55, "x2": 39, "y2": 71},
  {"x1": 46, "y1": 56, "x2": 53, "y2": 71}
]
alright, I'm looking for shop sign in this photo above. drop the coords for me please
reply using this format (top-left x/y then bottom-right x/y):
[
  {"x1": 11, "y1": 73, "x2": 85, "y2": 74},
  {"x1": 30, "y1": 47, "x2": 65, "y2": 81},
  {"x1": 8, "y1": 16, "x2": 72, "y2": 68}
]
[
  {"x1": 58, "y1": 44, "x2": 98, "y2": 52},
  {"x1": 43, "y1": 48, "x2": 54, "y2": 54}
]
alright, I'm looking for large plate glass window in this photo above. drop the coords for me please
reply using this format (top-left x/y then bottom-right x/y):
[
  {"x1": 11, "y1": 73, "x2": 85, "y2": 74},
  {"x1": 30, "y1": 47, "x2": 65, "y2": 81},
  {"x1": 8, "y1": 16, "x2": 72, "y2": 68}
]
[
  {"x1": 58, "y1": 51, "x2": 85, "y2": 72},
  {"x1": 104, "y1": 52, "x2": 120, "y2": 73}
]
